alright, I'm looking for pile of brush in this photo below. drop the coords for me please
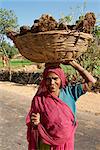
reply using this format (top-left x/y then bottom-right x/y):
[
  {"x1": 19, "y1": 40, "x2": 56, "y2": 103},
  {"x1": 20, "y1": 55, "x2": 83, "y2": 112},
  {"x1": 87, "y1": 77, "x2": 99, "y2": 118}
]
[{"x1": 19, "y1": 12, "x2": 96, "y2": 35}]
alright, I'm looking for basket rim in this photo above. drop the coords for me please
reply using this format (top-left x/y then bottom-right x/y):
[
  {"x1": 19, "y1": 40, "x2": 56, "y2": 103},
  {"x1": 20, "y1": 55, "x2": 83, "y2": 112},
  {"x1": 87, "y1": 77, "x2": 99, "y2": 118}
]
[{"x1": 15, "y1": 30, "x2": 93, "y2": 40}]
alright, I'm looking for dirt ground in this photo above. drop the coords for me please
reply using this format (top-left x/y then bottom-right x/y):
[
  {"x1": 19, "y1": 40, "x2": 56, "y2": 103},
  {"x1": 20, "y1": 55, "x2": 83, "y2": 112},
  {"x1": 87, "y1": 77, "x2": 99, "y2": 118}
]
[{"x1": 0, "y1": 81, "x2": 100, "y2": 150}]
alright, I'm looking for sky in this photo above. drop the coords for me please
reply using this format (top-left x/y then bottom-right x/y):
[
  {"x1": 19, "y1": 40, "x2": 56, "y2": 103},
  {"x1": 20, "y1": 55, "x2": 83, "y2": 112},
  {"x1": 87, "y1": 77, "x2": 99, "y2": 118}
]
[{"x1": 1, "y1": 0, "x2": 100, "y2": 27}]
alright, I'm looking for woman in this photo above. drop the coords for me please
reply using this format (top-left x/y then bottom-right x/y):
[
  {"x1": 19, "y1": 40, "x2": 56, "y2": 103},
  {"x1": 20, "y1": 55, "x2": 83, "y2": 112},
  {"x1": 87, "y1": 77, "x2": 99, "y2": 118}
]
[{"x1": 26, "y1": 60, "x2": 96, "y2": 150}]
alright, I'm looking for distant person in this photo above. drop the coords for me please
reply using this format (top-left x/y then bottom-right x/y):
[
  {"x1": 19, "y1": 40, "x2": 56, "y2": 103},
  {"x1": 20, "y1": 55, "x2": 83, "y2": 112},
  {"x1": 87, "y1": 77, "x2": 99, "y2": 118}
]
[
  {"x1": 2, "y1": 55, "x2": 9, "y2": 67},
  {"x1": 26, "y1": 60, "x2": 96, "y2": 150}
]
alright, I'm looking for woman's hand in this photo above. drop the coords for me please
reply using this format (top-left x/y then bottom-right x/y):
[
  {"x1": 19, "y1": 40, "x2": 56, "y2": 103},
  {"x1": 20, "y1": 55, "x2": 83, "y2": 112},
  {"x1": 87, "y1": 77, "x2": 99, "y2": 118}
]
[
  {"x1": 31, "y1": 113, "x2": 40, "y2": 125},
  {"x1": 62, "y1": 60, "x2": 71, "y2": 65},
  {"x1": 62, "y1": 60, "x2": 77, "y2": 66},
  {"x1": 65, "y1": 60, "x2": 79, "y2": 67}
]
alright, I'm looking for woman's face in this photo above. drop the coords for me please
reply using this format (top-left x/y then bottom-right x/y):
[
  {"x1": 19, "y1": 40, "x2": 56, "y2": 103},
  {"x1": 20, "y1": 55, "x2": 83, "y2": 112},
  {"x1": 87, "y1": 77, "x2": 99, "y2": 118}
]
[{"x1": 45, "y1": 72, "x2": 61, "y2": 94}]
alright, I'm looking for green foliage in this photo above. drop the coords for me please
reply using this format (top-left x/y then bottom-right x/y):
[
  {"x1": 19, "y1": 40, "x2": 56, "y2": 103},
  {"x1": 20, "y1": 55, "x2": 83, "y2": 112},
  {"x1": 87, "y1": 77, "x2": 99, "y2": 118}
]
[
  {"x1": 61, "y1": 64, "x2": 76, "y2": 74},
  {"x1": 77, "y1": 40, "x2": 100, "y2": 77},
  {"x1": 10, "y1": 59, "x2": 32, "y2": 67},
  {"x1": 0, "y1": 8, "x2": 18, "y2": 34},
  {"x1": 0, "y1": 59, "x2": 32, "y2": 68},
  {"x1": 59, "y1": 15, "x2": 72, "y2": 25},
  {"x1": 93, "y1": 25, "x2": 100, "y2": 40},
  {"x1": 0, "y1": 8, "x2": 18, "y2": 59},
  {"x1": 1, "y1": 41, "x2": 18, "y2": 59},
  {"x1": 96, "y1": 26, "x2": 100, "y2": 38}
]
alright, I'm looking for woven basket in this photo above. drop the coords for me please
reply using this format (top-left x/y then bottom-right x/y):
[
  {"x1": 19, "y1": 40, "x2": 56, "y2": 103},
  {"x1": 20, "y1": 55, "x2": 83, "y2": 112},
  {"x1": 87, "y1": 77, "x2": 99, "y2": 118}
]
[{"x1": 10, "y1": 30, "x2": 93, "y2": 63}]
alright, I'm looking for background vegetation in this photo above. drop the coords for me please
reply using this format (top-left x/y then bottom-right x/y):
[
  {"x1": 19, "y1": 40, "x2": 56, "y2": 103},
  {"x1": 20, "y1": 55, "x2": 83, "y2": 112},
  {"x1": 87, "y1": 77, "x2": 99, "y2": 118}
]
[{"x1": 0, "y1": 59, "x2": 32, "y2": 69}]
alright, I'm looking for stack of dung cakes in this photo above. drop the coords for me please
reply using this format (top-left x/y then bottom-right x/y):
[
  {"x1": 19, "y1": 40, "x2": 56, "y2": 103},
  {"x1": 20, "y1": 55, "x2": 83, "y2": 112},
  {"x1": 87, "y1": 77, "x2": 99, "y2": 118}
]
[{"x1": 6, "y1": 13, "x2": 95, "y2": 63}]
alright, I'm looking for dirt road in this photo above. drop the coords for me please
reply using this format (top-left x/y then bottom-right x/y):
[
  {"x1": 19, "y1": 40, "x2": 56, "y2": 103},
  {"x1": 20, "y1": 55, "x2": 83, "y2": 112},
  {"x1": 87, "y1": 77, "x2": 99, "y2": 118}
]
[{"x1": 0, "y1": 82, "x2": 100, "y2": 150}]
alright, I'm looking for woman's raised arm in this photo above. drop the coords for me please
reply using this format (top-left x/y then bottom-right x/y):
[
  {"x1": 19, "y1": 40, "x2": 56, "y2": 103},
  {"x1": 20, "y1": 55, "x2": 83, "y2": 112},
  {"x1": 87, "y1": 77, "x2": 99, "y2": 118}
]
[{"x1": 64, "y1": 60, "x2": 96, "y2": 84}]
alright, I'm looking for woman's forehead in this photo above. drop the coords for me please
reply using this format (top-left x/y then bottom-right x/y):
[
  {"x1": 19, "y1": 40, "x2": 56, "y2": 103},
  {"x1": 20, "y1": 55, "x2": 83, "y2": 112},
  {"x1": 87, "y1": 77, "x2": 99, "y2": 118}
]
[{"x1": 46, "y1": 71, "x2": 59, "y2": 77}]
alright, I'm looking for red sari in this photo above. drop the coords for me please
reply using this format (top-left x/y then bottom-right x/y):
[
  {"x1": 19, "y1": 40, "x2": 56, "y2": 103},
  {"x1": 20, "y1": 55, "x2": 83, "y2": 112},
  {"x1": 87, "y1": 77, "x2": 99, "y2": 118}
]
[{"x1": 26, "y1": 66, "x2": 78, "y2": 150}]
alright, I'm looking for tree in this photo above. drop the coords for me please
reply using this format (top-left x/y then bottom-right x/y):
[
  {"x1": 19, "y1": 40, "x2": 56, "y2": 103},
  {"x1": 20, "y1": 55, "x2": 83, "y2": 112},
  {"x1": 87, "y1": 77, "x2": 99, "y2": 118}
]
[
  {"x1": 0, "y1": 8, "x2": 18, "y2": 56},
  {"x1": 0, "y1": 8, "x2": 18, "y2": 34},
  {"x1": 0, "y1": 8, "x2": 18, "y2": 81},
  {"x1": 1, "y1": 41, "x2": 18, "y2": 59}
]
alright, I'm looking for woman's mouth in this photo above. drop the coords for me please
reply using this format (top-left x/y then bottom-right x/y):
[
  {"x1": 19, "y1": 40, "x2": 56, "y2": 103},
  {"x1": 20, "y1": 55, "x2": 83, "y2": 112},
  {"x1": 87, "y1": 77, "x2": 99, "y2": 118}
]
[{"x1": 49, "y1": 86, "x2": 55, "y2": 91}]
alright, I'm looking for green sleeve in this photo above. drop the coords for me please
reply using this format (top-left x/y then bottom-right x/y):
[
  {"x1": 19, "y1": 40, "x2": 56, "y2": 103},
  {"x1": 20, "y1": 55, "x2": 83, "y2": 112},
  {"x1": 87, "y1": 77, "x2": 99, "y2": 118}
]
[{"x1": 68, "y1": 83, "x2": 84, "y2": 101}]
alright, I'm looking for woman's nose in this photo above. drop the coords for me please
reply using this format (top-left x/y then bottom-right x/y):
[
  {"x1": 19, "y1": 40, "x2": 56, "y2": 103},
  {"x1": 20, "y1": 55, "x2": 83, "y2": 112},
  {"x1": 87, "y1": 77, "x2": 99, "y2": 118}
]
[{"x1": 50, "y1": 79, "x2": 55, "y2": 84}]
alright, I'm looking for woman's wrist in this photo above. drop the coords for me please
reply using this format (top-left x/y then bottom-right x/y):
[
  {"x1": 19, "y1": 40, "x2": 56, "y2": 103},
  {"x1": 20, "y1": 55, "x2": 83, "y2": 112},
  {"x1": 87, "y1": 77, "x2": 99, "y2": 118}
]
[{"x1": 69, "y1": 60, "x2": 84, "y2": 71}]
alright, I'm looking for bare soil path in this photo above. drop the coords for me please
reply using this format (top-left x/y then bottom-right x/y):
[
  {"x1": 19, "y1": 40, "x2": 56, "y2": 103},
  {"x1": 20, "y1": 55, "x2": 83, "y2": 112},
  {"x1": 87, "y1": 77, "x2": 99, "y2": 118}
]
[{"x1": 0, "y1": 81, "x2": 100, "y2": 150}]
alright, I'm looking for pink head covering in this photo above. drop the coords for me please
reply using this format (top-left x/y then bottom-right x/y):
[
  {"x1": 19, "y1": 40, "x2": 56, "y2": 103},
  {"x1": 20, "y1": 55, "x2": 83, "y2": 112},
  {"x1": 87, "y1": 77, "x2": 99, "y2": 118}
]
[{"x1": 36, "y1": 66, "x2": 67, "y2": 95}]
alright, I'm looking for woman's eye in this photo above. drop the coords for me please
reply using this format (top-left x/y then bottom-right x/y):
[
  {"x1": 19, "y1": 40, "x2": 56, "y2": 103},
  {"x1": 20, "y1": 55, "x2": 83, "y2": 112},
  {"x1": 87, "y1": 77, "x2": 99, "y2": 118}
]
[
  {"x1": 46, "y1": 77, "x2": 50, "y2": 80},
  {"x1": 46, "y1": 77, "x2": 58, "y2": 81},
  {"x1": 53, "y1": 77, "x2": 58, "y2": 80}
]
